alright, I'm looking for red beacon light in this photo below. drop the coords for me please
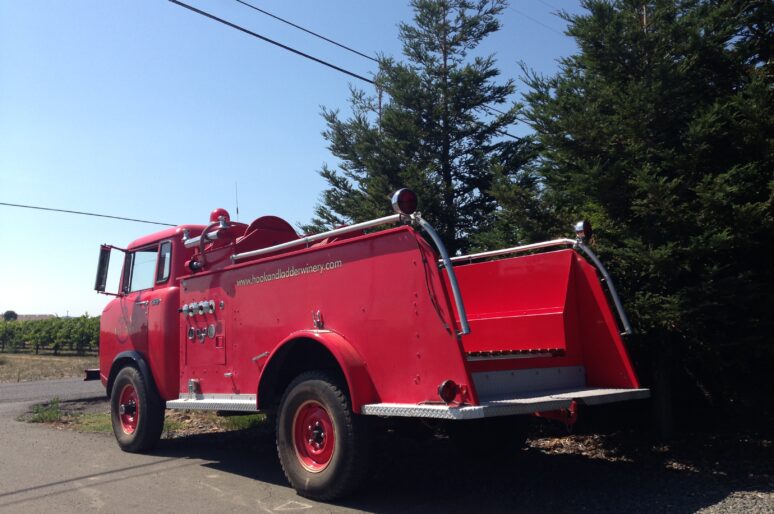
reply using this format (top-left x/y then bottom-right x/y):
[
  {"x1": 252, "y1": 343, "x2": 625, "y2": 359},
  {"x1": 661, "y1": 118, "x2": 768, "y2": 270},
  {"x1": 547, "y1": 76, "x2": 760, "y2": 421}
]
[
  {"x1": 391, "y1": 188, "x2": 418, "y2": 216},
  {"x1": 210, "y1": 208, "x2": 231, "y2": 224}
]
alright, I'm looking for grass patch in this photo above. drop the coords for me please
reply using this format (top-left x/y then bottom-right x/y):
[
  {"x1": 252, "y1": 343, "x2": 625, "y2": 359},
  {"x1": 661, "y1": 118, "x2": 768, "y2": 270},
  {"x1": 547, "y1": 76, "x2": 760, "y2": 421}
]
[
  {"x1": 221, "y1": 413, "x2": 267, "y2": 431},
  {"x1": 66, "y1": 410, "x2": 267, "y2": 437},
  {"x1": 20, "y1": 398, "x2": 268, "y2": 439},
  {"x1": 75, "y1": 412, "x2": 113, "y2": 433},
  {"x1": 0, "y1": 353, "x2": 98, "y2": 383},
  {"x1": 163, "y1": 417, "x2": 185, "y2": 435},
  {"x1": 28, "y1": 397, "x2": 63, "y2": 423}
]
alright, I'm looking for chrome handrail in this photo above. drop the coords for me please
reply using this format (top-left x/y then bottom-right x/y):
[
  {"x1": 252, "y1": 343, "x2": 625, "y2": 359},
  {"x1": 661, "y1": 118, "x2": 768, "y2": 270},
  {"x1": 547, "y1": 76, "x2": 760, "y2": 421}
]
[
  {"x1": 574, "y1": 241, "x2": 632, "y2": 335},
  {"x1": 449, "y1": 239, "x2": 577, "y2": 263},
  {"x1": 231, "y1": 214, "x2": 403, "y2": 262},
  {"x1": 417, "y1": 218, "x2": 470, "y2": 336}
]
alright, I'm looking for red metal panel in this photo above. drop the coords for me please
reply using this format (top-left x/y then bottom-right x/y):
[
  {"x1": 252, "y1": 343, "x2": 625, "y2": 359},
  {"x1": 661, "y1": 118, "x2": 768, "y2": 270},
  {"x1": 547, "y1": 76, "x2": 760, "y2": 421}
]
[
  {"x1": 145, "y1": 286, "x2": 181, "y2": 399},
  {"x1": 450, "y1": 250, "x2": 574, "y2": 354},
  {"x1": 448, "y1": 249, "x2": 640, "y2": 393},
  {"x1": 465, "y1": 312, "x2": 566, "y2": 353},
  {"x1": 570, "y1": 254, "x2": 640, "y2": 389},
  {"x1": 99, "y1": 294, "x2": 149, "y2": 386},
  {"x1": 178, "y1": 227, "x2": 472, "y2": 407}
]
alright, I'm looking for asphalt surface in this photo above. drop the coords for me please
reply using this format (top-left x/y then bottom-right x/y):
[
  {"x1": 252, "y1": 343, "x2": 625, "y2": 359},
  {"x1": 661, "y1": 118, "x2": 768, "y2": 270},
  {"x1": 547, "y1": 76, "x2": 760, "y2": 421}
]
[
  {"x1": 0, "y1": 378, "x2": 771, "y2": 513},
  {"x1": 0, "y1": 377, "x2": 104, "y2": 404}
]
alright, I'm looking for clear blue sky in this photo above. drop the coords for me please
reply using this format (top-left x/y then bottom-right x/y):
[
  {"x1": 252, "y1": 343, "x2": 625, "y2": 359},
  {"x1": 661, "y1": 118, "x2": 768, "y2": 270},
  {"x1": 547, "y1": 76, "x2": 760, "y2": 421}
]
[{"x1": 0, "y1": 0, "x2": 584, "y2": 317}]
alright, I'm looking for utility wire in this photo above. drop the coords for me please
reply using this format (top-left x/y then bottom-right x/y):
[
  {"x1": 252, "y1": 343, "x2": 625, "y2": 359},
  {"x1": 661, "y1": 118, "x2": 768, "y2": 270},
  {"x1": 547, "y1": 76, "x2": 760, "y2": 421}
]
[
  {"x1": 483, "y1": 104, "x2": 509, "y2": 116},
  {"x1": 168, "y1": 0, "x2": 375, "y2": 84},
  {"x1": 231, "y1": 0, "x2": 518, "y2": 133},
  {"x1": 0, "y1": 202, "x2": 176, "y2": 227},
  {"x1": 512, "y1": 7, "x2": 564, "y2": 36},
  {"x1": 233, "y1": 0, "x2": 378, "y2": 63},
  {"x1": 536, "y1": 0, "x2": 561, "y2": 12},
  {"x1": 172, "y1": 0, "x2": 517, "y2": 138}
]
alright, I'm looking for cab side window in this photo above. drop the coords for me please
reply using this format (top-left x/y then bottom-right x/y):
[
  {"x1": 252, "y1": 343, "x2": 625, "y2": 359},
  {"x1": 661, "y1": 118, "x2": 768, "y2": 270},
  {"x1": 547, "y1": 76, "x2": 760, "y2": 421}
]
[
  {"x1": 122, "y1": 241, "x2": 173, "y2": 293},
  {"x1": 123, "y1": 246, "x2": 159, "y2": 293},
  {"x1": 156, "y1": 241, "x2": 172, "y2": 284}
]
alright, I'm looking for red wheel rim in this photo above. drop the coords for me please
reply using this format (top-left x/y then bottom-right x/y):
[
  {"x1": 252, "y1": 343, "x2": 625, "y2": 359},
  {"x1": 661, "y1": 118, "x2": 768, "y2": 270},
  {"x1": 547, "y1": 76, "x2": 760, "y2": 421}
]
[
  {"x1": 292, "y1": 400, "x2": 335, "y2": 472},
  {"x1": 118, "y1": 384, "x2": 139, "y2": 435}
]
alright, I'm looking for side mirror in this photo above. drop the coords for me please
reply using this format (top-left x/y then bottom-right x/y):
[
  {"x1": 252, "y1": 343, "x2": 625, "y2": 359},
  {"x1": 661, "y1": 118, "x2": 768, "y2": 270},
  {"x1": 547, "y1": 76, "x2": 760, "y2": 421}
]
[
  {"x1": 95, "y1": 245, "x2": 111, "y2": 292},
  {"x1": 95, "y1": 245, "x2": 124, "y2": 296}
]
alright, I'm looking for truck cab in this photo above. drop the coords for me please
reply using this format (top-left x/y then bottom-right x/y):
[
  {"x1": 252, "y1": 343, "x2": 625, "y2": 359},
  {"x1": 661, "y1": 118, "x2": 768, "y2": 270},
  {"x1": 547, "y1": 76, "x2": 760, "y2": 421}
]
[{"x1": 96, "y1": 225, "x2": 201, "y2": 401}]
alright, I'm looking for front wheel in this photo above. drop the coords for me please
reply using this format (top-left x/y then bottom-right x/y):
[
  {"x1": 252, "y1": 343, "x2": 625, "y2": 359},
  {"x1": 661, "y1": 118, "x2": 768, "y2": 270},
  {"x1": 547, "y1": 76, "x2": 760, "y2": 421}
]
[
  {"x1": 276, "y1": 371, "x2": 370, "y2": 500},
  {"x1": 110, "y1": 366, "x2": 165, "y2": 453}
]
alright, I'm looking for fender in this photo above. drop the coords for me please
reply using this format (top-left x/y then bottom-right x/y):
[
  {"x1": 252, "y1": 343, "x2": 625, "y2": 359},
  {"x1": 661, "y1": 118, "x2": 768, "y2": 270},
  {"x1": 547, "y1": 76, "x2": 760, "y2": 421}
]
[
  {"x1": 258, "y1": 330, "x2": 379, "y2": 413},
  {"x1": 106, "y1": 350, "x2": 160, "y2": 400}
]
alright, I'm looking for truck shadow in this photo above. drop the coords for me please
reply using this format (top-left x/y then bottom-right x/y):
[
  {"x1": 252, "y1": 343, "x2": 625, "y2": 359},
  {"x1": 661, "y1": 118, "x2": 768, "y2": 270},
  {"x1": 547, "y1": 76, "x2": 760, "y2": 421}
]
[{"x1": 151, "y1": 426, "x2": 772, "y2": 513}]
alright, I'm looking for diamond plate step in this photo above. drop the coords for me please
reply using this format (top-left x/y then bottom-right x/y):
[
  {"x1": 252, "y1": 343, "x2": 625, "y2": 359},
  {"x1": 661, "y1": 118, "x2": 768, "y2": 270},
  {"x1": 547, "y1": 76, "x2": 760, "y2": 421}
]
[{"x1": 361, "y1": 387, "x2": 650, "y2": 420}]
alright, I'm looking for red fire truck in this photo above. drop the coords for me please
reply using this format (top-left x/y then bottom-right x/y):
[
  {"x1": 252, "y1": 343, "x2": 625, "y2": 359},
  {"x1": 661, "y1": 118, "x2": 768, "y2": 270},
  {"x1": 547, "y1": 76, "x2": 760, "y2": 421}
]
[{"x1": 93, "y1": 189, "x2": 648, "y2": 500}]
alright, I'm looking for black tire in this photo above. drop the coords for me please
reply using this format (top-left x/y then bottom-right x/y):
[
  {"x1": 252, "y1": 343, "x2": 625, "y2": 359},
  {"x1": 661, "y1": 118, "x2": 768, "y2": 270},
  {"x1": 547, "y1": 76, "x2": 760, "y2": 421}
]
[
  {"x1": 276, "y1": 371, "x2": 370, "y2": 501},
  {"x1": 110, "y1": 366, "x2": 165, "y2": 453}
]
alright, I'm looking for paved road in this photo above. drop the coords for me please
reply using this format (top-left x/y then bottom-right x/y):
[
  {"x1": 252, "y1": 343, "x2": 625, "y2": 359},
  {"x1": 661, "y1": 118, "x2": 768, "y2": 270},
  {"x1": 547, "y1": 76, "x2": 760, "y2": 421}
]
[
  {"x1": 0, "y1": 379, "x2": 770, "y2": 513},
  {"x1": 0, "y1": 377, "x2": 104, "y2": 404},
  {"x1": 0, "y1": 379, "x2": 335, "y2": 513}
]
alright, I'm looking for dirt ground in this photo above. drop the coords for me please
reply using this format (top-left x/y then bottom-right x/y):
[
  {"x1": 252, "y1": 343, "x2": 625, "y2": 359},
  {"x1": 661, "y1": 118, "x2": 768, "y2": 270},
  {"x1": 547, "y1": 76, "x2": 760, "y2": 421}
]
[{"x1": 0, "y1": 353, "x2": 98, "y2": 383}]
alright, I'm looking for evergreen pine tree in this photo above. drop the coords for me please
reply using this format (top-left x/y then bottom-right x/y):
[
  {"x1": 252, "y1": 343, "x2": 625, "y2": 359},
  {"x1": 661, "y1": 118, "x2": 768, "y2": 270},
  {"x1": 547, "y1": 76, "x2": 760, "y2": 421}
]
[
  {"x1": 495, "y1": 0, "x2": 773, "y2": 424},
  {"x1": 306, "y1": 0, "x2": 522, "y2": 254}
]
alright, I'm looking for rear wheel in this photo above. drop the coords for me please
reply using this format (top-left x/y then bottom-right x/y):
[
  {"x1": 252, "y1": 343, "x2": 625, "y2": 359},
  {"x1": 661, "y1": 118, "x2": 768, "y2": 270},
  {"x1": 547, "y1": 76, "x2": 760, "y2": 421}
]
[
  {"x1": 276, "y1": 371, "x2": 370, "y2": 500},
  {"x1": 110, "y1": 366, "x2": 165, "y2": 453}
]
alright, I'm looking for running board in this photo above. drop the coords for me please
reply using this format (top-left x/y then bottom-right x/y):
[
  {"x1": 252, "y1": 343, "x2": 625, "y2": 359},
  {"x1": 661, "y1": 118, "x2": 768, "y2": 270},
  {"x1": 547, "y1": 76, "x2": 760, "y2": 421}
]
[
  {"x1": 361, "y1": 388, "x2": 650, "y2": 420},
  {"x1": 166, "y1": 394, "x2": 258, "y2": 412}
]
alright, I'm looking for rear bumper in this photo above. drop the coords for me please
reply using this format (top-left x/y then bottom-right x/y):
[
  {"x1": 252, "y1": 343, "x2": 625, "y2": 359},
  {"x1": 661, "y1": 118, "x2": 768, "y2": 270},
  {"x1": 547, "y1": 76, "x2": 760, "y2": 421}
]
[
  {"x1": 84, "y1": 368, "x2": 100, "y2": 381},
  {"x1": 361, "y1": 387, "x2": 650, "y2": 420}
]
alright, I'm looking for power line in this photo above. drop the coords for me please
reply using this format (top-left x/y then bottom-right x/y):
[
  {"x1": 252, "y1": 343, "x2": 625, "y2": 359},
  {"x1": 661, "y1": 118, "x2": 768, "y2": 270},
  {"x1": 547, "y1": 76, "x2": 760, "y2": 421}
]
[
  {"x1": 168, "y1": 0, "x2": 375, "y2": 84},
  {"x1": 483, "y1": 104, "x2": 509, "y2": 116},
  {"x1": 233, "y1": 0, "x2": 378, "y2": 63},
  {"x1": 536, "y1": 0, "x2": 561, "y2": 12},
  {"x1": 512, "y1": 7, "x2": 564, "y2": 36},
  {"x1": 230, "y1": 0, "x2": 519, "y2": 136},
  {"x1": 170, "y1": 0, "x2": 518, "y2": 139},
  {"x1": 0, "y1": 202, "x2": 176, "y2": 227}
]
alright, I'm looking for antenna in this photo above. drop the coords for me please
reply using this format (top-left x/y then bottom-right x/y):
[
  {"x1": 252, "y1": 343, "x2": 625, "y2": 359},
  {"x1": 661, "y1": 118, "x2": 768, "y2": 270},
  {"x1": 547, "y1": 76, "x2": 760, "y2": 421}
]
[{"x1": 235, "y1": 181, "x2": 240, "y2": 221}]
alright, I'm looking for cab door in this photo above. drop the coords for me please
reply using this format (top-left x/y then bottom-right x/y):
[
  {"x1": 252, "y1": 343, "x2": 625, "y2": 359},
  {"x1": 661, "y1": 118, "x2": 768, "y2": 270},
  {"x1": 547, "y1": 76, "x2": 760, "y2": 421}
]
[{"x1": 118, "y1": 246, "x2": 161, "y2": 349}]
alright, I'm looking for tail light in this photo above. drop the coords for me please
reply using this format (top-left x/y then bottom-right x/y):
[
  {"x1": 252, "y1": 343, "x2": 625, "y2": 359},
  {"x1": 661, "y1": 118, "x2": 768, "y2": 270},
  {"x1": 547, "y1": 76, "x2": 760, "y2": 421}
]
[{"x1": 438, "y1": 380, "x2": 459, "y2": 404}]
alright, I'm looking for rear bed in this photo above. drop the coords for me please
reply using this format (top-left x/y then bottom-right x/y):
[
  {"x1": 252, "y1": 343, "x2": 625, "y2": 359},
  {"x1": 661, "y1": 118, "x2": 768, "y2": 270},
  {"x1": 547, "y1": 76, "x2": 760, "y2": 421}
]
[{"x1": 362, "y1": 248, "x2": 649, "y2": 419}]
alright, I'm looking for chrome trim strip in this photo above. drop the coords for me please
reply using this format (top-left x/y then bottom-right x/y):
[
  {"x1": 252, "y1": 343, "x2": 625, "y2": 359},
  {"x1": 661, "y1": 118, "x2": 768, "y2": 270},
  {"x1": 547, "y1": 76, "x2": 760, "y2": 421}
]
[
  {"x1": 449, "y1": 238, "x2": 577, "y2": 263},
  {"x1": 232, "y1": 213, "x2": 403, "y2": 262},
  {"x1": 417, "y1": 217, "x2": 470, "y2": 336}
]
